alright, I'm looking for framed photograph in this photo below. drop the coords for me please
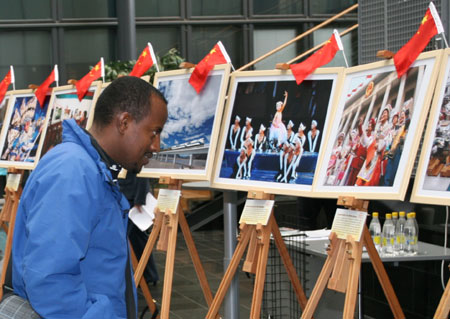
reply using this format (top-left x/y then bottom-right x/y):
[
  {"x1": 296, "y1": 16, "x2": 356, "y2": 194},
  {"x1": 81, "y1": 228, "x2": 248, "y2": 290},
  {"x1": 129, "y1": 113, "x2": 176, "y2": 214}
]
[
  {"x1": 0, "y1": 92, "x2": 11, "y2": 131},
  {"x1": 314, "y1": 50, "x2": 443, "y2": 200},
  {"x1": 39, "y1": 82, "x2": 102, "y2": 158},
  {"x1": 138, "y1": 64, "x2": 231, "y2": 181},
  {"x1": 211, "y1": 68, "x2": 344, "y2": 197},
  {"x1": 0, "y1": 89, "x2": 52, "y2": 169},
  {"x1": 411, "y1": 49, "x2": 450, "y2": 206}
]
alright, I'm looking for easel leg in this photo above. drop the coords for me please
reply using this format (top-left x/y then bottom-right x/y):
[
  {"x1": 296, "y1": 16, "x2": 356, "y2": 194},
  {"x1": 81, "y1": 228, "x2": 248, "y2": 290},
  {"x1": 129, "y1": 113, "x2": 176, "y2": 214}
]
[
  {"x1": 134, "y1": 211, "x2": 164, "y2": 284},
  {"x1": 271, "y1": 216, "x2": 309, "y2": 310},
  {"x1": 205, "y1": 225, "x2": 253, "y2": 319},
  {"x1": 0, "y1": 189, "x2": 21, "y2": 300},
  {"x1": 434, "y1": 275, "x2": 450, "y2": 318},
  {"x1": 130, "y1": 244, "x2": 158, "y2": 316},
  {"x1": 250, "y1": 223, "x2": 271, "y2": 319},
  {"x1": 301, "y1": 233, "x2": 340, "y2": 319},
  {"x1": 178, "y1": 209, "x2": 214, "y2": 306},
  {"x1": 243, "y1": 230, "x2": 259, "y2": 274},
  {"x1": 343, "y1": 237, "x2": 362, "y2": 319},
  {"x1": 160, "y1": 212, "x2": 179, "y2": 319},
  {"x1": 362, "y1": 226, "x2": 405, "y2": 319}
]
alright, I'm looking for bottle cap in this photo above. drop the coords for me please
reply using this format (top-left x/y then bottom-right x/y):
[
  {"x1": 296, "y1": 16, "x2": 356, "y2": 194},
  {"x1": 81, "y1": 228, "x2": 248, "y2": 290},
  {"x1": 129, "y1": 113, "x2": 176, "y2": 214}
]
[
  {"x1": 392, "y1": 212, "x2": 398, "y2": 218},
  {"x1": 372, "y1": 212, "x2": 379, "y2": 217},
  {"x1": 407, "y1": 213, "x2": 413, "y2": 218},
  {"x1": 386, "y1": 213, "x2": 392, "y2": 219},
  {"x1": 399, "y1": 211, "x2": 406, "y2": 217},
  {"x1": 410, "y1": 212, "x2": 416, "y2": 218}
]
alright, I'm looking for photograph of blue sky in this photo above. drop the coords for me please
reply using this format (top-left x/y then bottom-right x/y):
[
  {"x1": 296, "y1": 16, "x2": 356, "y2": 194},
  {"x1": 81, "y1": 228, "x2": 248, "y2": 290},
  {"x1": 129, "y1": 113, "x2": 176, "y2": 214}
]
[{"x1": 157, "y1": 73, "x2": 222, "y2": 150}]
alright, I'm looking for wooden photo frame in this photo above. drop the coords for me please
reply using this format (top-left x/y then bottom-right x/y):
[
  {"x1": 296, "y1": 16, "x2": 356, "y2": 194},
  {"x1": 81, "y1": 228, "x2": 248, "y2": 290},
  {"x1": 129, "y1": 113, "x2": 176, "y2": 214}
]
[
  {"x1": 39, "y1": 82, "x2": 102, "y2": 159},
  {"x1": 0, "y1": 92, "x2": 12, "y2": 129},
  {"x1": 314, "y1": 50, "x2": 443, "y2": 200},
  {"x1": 411, "y1": 49, "x2": 450, "y2": 206},
  {"x1": 138, "y1": 64, "x2": 231, "y2": 181},
  {"x1": 211, "y1": 68, "x2": 344, "y2": 197},
  {"x1": 0, "y1": 89, "x2": 52, "y2": 169}
]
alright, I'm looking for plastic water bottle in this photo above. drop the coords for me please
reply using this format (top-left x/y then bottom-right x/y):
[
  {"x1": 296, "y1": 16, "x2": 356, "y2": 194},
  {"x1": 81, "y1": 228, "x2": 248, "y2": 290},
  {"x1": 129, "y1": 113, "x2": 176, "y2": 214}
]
[
  {"x1": 404, "y1": 213, "x2": 417, "y2": 255},
  {"x1": 369, "y1": 212, "x2": 382, "y2": 253},
  {"x1": 382, "y1": 213, "x2": 395, "y2": 256},
  {"x1": 394, "y1": 211, "x2": 406, "y2": 255},
  {"x1": 392, "y1": 212, "x2": 398, "y2": 229},
  {"x1": 411, "y1": 212, "x2": 419, "y2": 254}
]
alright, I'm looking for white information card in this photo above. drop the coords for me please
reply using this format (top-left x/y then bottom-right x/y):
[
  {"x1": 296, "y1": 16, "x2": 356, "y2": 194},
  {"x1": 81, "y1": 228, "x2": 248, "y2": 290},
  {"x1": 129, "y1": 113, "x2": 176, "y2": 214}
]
[
  {"x1": 239, "y1": 199, "x2": 274, "y2": 226},
  {"x1": 157, "y1": 189, "x2": 181, "y2": 214},
  {"x1": 331, "y1": 208, "x2": 367, "y2": 242}
]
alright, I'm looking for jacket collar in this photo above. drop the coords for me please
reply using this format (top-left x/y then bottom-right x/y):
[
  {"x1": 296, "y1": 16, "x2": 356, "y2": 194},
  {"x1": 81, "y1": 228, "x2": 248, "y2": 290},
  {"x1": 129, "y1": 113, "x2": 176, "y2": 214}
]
[{"x1": 62, "y1": 119, "x2": 129, "y2": 211}]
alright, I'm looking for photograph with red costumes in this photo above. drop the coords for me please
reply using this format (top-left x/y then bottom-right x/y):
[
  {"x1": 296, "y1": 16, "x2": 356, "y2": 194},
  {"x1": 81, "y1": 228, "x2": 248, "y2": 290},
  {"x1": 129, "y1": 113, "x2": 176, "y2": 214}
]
[
  {"x1": 412, "y1": 50, "x2": 450, "y2": 206},
  {"x1": 317, "y1": 50, "x2": 441, "y2": 200}
]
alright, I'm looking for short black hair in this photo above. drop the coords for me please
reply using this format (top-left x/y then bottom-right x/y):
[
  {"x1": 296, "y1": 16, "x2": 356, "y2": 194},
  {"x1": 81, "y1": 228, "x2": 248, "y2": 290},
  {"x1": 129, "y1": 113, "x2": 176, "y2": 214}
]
[{"x1": 93, "y1": 76, "x2": 167, "y2": 128}]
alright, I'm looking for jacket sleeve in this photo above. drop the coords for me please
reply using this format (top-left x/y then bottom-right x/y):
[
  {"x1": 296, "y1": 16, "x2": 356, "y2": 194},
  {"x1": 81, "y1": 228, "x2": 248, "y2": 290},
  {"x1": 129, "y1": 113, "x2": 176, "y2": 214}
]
[{"x1": 20, "y1": 168, "x2": 123, "y2": 319}]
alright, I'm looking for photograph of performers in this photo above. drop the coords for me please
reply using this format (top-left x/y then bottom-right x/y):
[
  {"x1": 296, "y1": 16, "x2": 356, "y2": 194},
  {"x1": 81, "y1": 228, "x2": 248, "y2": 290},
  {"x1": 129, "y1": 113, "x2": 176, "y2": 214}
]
[
  {"x1": 0, "y1": 96, "x2": 9, "y2": 132},
  {"x1": 40, "y1": 84, "x2": 99, "y2": 158},
  {"x1": 0, "y1": 93, "x2": 50, "y2": 166},
  {"x1": 220, "y1": 76, "x2": 335, "y2": 185},
  {"x1": 320, "y1": 59, "x2": 434, "y2": 191},
  {"x1": 413, "y1": 52, "x2": 450, "y2": 198},
  {"x1": 140, "y1": 65, "x2": 230, "y2": 180}
]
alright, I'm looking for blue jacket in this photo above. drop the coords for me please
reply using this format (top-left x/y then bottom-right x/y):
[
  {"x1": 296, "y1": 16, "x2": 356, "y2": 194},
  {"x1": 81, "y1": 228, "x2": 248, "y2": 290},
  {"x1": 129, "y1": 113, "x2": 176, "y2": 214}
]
[{"x1": 12, "y1": 119, "x2": 137, "y2": 319}]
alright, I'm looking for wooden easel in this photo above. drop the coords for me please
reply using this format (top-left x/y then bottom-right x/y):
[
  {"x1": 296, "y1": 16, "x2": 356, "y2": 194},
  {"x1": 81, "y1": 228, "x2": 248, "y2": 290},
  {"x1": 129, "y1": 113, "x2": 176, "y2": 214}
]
[
  {"x1": 301, "y1": 196, "x2": 405, "y2": 319},
  {"x1": 434, "y1": 266, "x2": 450, "y2": 318},
  {"x1": 130, "y1": 244, "x2": 159, "y2": 318},
  {"x1": 133, "y1": 177, "x2": 214, "y2": 319},
  {"x1": 0, "y1": 169, "x2": 24, "y2": 300},
  {"x1": 205, "y1": 191, "x2": 309, "y2": 319}
]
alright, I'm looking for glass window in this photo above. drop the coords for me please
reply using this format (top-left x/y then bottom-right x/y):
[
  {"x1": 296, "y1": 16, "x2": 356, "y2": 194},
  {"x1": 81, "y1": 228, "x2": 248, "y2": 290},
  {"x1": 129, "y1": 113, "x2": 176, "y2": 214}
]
[
  {"x1": 312, "y1": 27, "x2": 353, "y2": 67},
  {"x1": 191, "y1": 25, "x2": 243, "y2": 67},
  {"x1": 0, "y1": 30, "x2": 52, "y2": 89},
  {"x1": 62, "y1": 0, "x2": 116, "y2": 18},
  {"x1": 135, "y1": 0, "x2": 180, "y2": 17},
  {"x1": 253, "y1": 28, "x2": 298, "y2": 70},
  {"x1": 0, "y1": 0, "x2": 51, "y2": 20},
  {"x1": 253, "y1": 0, "x2": 303, "y2": 15},
  {"x1": 310, "y1": 0, "x2": 356, "y2": 14},
  {"x1": 64, "y1": 29, "x2": 116, "y2": 80},
  {"x1": 191, "y1": 0, "x2": 242, "y2": 16},
  {"x1": 136, "y1": 27, "x2": 181, "y2": 57}
]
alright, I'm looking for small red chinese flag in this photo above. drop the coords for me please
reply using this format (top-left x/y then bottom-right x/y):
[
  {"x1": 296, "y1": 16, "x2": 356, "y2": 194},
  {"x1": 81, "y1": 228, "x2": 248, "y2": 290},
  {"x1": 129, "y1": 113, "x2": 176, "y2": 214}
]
[
  {"x1": 189, "y1": 41, "x2": 231, "y2": 93},
  {"x1": 76, "y1": 58, "x2": 104, "y2": 101},
  {"x1": 0, "y1": 70, "x2": 12, "y2": 105},
  {"x1": 290, "y1": 33, "x2": 340, "y2": 85},
  {"x1": 129, "y1": 43, "x2": 157, "y2": 77},
  {"x1": 35, "y1": 65, "x2": 58, "y2": 108},
  {"x1": 394, "y1": 3, "x2": 444, "y2": 78}
]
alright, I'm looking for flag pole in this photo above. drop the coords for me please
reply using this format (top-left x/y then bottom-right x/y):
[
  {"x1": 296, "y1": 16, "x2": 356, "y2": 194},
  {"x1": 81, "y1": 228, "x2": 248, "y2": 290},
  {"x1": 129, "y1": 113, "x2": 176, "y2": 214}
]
[
  {"x1": 441, "y1": 33, "x2": 449, "y2": 48},
  {"x1": 55, "y1": 65, "x2": 59, "y2": 87},
  {"x1": 10, "y1": 66, "x2": 15, "y2": 91},
  {"x1": 148, "y1": 43, "x2": 160, "y2": 73},
  {"x1": 101, "y1": 57, "x2": 105, "y2": 83},
  {"x1": 333, "y1": 29, "x2": 349, "y2": 68},
  {"x1": 429, "y1": 2, "x2": 448, "y2": 48}
]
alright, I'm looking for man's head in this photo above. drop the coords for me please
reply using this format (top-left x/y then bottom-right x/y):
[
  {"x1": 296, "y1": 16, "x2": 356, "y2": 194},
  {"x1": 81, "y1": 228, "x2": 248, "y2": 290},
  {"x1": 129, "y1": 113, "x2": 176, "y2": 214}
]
[{"x1": 91, "y1": 76, "x2": 168, "y2": 174}]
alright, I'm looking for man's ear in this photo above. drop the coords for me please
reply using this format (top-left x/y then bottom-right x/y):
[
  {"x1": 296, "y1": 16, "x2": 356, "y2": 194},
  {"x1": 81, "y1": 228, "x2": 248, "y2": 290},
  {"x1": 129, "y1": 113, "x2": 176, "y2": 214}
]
[{"x1": 117, "y1": 112, "x2": 132, "y2": 135}]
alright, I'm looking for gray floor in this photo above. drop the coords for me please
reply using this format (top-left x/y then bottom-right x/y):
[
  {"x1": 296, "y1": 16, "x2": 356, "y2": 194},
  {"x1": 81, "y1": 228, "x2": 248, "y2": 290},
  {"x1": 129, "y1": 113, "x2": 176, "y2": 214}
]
[{"x1": 137, "y1": 229, "x2": 254, "y2": 319}]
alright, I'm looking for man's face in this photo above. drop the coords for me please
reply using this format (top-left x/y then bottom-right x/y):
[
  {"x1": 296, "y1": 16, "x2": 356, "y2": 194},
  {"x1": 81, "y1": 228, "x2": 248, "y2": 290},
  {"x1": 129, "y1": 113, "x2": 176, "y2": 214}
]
[{"x1": 120, "y1": 95, "x2": 168, "y2": 174}]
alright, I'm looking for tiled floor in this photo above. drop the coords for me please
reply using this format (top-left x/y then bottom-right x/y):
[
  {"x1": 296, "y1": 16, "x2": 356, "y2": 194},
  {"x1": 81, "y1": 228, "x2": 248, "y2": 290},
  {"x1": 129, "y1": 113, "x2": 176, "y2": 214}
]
[{"x1": 137, "y1": 229, "x2": 254, "y2": 319}]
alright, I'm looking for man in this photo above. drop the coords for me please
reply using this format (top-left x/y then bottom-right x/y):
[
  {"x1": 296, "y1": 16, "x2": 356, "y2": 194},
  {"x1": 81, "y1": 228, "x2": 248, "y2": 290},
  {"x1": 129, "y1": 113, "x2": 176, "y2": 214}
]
[{"x1": 11, "y1": 76, "x2": 168, "y2": 318}]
